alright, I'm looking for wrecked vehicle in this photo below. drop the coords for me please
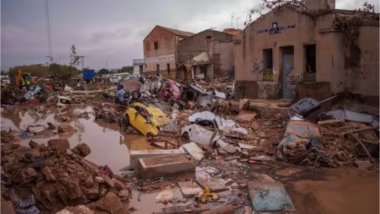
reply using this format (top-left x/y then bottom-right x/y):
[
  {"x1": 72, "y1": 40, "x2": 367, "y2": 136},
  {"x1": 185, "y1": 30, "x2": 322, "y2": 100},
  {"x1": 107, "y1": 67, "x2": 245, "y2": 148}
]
[
  {"x1": 116, "y1": 78, "x2": 142, "y2": 105},
  {"x1": 180, "y1": 120, "x2": 238, "y2": 153},
  {"x1": 123, "y1": 102, "x2": 170, "y2": 136},
  {"x1": 189, "y1": 111, "x2": 248, "y2": 135}
]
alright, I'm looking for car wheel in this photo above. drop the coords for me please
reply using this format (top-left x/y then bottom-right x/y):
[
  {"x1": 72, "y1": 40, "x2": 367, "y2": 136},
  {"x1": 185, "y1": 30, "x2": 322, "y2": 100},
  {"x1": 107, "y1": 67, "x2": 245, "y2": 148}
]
[
  {"x1": 181, "y1": 132, "x2": 190, "y2": 142},
  {"x1": 132, "y1": 90, "x2": 141, "y2": 100},
  {"x1": 146, "y1": 132, "x2": 153, "y2": 138}
]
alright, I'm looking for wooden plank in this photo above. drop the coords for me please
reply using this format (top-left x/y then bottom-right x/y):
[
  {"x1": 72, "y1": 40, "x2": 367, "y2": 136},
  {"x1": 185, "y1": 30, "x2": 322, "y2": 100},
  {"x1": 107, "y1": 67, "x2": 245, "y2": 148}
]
[
  {"x1": 317, "y1": 119, "x2": 345, "y2": 126},
  {"x1": 342, "y1": 126, "x2": 379, "y2": 136}
]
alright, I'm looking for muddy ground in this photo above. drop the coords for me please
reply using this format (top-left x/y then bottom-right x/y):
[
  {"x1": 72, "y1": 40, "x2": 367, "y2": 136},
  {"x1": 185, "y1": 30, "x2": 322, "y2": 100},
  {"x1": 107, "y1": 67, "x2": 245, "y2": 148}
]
[{"x1": 1, "y1": 104, "x2": 379, "y2": 214}]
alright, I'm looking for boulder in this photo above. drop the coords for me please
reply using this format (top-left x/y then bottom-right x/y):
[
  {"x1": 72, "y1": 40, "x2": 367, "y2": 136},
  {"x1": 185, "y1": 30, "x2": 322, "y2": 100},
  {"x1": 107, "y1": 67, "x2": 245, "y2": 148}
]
[
  {"x1": 48, "y1": 139, "x2": 70, "y2": 152},
  {"x1": 74, "y1": 143, "x2": 91, "y2": 157},
  {"x1": 58, "y1": 123, "x2": 75, "y2": 133}
]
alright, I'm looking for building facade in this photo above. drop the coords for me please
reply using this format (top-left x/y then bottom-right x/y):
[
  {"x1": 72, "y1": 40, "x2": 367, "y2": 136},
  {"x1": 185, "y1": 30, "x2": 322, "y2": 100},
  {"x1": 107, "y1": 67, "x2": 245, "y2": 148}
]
[
  {"x1": 132, "y1": 59, "x2": 145, "y2": 75},
  {"x1": 233, "y1": 0, "x2": 379, "y2": 105},
  {"x1": 177, "y1": 30, "x2": 234, "y2": 81},
  {"x1": 143, "y1": 25, "x2": 193, "y2": 79}
]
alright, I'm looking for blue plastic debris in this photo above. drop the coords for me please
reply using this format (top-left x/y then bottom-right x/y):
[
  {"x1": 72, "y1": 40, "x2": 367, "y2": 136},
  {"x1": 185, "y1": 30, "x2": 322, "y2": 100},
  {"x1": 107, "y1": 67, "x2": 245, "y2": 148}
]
[{"x1": 15, "y1": 206, "x2": 40, "y2": 214}]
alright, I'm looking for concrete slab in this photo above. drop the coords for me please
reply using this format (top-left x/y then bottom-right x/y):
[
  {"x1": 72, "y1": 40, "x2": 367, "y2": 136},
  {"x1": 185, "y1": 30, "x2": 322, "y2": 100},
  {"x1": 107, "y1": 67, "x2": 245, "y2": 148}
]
[
  {"x1": 178, "y1": 181, "x2": 203, "y2": 196},
  {"x1": 138, "y1": 154, "x2": 195, "y2": 179},
  {"x1": 129, "y1": 149, "x2": 183, "y2": 169},
  {"x1": 195, "y1": 177, "x2": 229, "y2": 193}
]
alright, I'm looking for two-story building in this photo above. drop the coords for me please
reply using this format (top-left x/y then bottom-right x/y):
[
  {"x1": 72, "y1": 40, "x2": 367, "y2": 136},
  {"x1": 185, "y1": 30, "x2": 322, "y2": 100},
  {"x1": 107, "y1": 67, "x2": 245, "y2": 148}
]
[
  {"x1": 143, "y1": 25, "x2": 194, "y2": 79},
  {"x1": 177, "y1": 29, "x2": 235, "y2": 81}
]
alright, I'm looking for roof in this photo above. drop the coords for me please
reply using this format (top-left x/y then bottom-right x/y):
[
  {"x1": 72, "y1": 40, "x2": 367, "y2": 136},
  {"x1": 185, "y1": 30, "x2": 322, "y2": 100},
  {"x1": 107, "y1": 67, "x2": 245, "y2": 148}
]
[{"x1": 157, "y1": 25, "x2": 194, "y2": 37}]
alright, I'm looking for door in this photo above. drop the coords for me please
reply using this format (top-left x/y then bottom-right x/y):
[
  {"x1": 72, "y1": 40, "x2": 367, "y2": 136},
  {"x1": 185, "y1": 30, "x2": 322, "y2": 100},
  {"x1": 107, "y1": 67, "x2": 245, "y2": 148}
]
[{"x1": 282, "y1": 47, "x2": 295, "y2": 99}]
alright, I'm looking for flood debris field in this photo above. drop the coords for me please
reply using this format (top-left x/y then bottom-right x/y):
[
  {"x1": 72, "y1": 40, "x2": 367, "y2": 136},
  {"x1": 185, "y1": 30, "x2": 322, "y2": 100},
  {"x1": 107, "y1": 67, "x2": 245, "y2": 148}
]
[{"x1": 1, "y1": 75, "x2": 379, "y2": 214}]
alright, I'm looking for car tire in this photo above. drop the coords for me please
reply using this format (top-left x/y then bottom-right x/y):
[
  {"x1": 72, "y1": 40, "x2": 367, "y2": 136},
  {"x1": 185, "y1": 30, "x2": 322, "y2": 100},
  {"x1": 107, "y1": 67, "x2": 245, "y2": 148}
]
[
  {"x1": 146, "y1": 132, "x2": 153, "y2": 138},
  {"x1": 132, "y1": 90, "x2": 141, "y2": 100},
  {"x1": 181, "y1": 132, "x2": 190, "y2": 142}
]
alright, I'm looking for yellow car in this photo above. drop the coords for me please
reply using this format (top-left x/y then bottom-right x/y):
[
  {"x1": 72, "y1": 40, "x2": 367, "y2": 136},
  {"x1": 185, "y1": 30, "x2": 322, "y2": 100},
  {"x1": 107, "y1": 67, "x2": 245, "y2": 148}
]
[{"x1": 123, "y1": 102, "x2": 171, "y2": 136}]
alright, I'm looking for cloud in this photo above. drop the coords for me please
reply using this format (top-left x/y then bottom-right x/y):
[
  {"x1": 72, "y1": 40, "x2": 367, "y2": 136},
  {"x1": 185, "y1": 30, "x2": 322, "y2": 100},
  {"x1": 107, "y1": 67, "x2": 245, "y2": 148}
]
[{"x1": 1, "y1": 0, "x2": 377, "y2": 70}]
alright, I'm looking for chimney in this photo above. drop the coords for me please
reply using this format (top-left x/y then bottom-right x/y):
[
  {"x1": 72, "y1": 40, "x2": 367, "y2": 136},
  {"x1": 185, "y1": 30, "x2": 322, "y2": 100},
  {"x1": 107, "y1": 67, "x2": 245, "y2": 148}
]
[{"x1": 305, "y1": 0, "x2": 335, "y2": 10}]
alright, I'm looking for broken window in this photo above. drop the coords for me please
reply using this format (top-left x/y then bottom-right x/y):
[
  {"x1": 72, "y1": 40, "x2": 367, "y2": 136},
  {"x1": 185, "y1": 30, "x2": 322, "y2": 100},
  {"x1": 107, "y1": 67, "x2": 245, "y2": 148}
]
[
  {"x1": 263, "y1": 49, "x2": 274, "y2": 81},
  {"x1": 154, "y1": 41, "x2": 159, "y2": 50},
  {"x1": 305, "y1": 45, "x2": 316, "y2": 73},
  {"x1": 263, "y1": 49, "x2": 273, "y2": 69}
]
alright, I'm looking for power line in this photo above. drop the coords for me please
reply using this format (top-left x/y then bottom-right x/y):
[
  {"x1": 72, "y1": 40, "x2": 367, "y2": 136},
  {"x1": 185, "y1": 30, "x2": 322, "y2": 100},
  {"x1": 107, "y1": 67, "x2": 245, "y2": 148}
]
[{"x1": 44, "y1": 0, "x2": 53, "y2": 63}]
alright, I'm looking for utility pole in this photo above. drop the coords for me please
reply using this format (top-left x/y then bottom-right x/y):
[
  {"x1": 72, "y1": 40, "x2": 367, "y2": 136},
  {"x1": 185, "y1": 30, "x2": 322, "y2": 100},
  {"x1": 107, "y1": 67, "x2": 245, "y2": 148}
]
[
  {"x1": 106, "y1": 60, "x2": 108, "y2": 70},
  {"x1": 44, "y1": 0, "x2": 53, "y2": 63},
  {"x1": 236, "y1": 17, "x2": 239, "y2": 29}
]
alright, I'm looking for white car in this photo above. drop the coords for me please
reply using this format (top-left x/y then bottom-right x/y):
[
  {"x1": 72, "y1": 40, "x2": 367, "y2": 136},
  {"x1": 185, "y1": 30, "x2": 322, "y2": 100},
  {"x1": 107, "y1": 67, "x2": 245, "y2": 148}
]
[
  {"x1": 109, "y1": 76, "x2": 121, "y2": 84},
  {"x1": 181, "y1": 119, "x2": 237, "y2": 153}
]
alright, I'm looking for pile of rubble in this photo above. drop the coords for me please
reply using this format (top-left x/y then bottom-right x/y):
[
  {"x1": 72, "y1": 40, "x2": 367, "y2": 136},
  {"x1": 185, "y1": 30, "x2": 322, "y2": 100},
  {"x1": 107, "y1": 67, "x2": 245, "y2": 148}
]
[{"x1": 1, "y1": 133, "x2": 131, "y2": 214}]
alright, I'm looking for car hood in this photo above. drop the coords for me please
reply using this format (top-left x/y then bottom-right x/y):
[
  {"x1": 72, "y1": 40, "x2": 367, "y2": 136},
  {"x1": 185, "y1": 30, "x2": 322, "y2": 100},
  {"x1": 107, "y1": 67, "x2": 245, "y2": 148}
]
[{"x1": 146, "y1": 106, "x2": 171, "y2": 126}]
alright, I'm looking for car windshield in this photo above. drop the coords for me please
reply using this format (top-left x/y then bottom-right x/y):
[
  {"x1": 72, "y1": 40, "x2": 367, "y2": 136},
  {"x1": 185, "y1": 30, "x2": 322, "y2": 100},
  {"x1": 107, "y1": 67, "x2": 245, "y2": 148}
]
[{"x1": 195, "y1": 120, "x2": 215, "y2": 129}]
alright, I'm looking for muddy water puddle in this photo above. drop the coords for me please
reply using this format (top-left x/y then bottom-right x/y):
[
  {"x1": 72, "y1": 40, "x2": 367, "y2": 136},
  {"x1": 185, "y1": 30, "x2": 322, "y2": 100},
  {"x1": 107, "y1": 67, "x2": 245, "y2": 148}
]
[
  {"x1": 1, "y1": 107, "x2": 160, "y2": 175},
  {"x1": 289, "y1": 168, "x2": 379, "y2": 214}
]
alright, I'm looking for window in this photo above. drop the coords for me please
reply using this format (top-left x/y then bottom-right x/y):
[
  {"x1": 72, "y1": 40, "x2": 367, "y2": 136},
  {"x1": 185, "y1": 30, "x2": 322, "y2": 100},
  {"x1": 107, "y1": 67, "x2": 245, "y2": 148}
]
[
  {"x1": 167, "y1": 63, "x2": 170, "y2": 73},
  {"x1": 154, "y1": 41, "x2": 159, "y2": 50},
  {"x1": 206, "y1": 36, "x2": 212, "y2": 42},
  {"x1": 156, "y1": 64, "x2": 159, "y2": 72},
  {"x1": 305, "y1": 45, "x2": 316, "y2": 73},
  {"x1": 263, "y1": 49, "x2": 273, "y2": 69},
  {"x1": 272, "y1": 22, "x2": 278, "y2": 29}
]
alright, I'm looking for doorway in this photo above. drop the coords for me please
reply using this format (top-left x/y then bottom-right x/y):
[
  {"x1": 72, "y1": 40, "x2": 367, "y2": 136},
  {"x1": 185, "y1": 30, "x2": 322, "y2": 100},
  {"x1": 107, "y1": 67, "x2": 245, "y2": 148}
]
[
  {"x1": 281, "y1": 46, "x2": 295, "y2": 99},
  {"x1": 139, "y1": 65, "x2": 143, "y2": 74}
]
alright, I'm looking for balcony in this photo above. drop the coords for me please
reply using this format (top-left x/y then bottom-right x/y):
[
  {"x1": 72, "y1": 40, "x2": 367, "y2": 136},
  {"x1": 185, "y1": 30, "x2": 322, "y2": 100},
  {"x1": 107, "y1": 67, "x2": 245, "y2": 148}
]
[{"x1": 133, "y1": 59, "x2": 145, "y2": 65}]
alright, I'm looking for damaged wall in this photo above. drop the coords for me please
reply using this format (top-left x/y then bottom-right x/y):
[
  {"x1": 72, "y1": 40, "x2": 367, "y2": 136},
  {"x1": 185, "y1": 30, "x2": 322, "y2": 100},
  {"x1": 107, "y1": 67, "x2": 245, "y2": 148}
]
[
  {"x1": 234, "y1": 7, "x2": 379, "y2": 102},
  {"x1": 178, "y1": 30, "x2": 234, "y2": 79}
]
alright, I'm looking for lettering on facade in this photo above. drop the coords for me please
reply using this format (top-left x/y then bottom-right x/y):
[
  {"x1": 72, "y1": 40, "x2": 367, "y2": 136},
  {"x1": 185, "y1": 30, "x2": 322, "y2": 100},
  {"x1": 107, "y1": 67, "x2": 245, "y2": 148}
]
[
  {"x1": 145, "y1": 54, "x2": 175, "y2": 63},
  {"x1": 256, "y1": 24, "x2": 297, "y2": 35}
]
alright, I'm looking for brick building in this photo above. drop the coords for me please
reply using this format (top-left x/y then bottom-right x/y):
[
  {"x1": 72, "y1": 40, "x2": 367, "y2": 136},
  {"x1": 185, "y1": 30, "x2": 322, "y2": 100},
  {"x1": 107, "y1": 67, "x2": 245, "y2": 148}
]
[
  {"x1": 177, "y1": 30, "x2": 234, "y2": 81},
  {"x1": 233, "y1": 0, "x2": 379, "y2": 105},
  {"x1": 143, "y1": 25, "x2": 193, "y2": 79}
]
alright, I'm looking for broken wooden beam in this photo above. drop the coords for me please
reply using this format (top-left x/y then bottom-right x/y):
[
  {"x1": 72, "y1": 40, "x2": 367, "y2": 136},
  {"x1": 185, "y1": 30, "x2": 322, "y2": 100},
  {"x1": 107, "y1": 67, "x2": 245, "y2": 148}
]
[{"x1": 342, "y1": 126, "x2": 379, "y2": 136}]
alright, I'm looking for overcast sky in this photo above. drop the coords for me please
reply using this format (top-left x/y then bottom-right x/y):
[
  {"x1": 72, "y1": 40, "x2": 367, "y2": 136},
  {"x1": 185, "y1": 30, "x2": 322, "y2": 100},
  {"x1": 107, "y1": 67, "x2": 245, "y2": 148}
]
[{"x1": 1, "y1": 0, "x2": 378, "y2": 71}]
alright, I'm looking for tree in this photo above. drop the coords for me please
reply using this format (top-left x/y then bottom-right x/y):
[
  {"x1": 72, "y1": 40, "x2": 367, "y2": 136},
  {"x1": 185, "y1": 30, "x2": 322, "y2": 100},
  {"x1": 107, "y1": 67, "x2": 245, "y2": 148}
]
[
  {"x1": 1, "y1": 70, "x2": 6, "y2": 75},
  {"x1": 8, "y1": 64, "x2": 49, "y2": 77},
  {"x1": 70, "y1": 45, "x2": 81, "y2": 68},
  {"x1": 120, "y1": 66, "x2": 133, "y2": 74},
  {"x1": 97, "y1": 68, "x2": 110, "y2": 75}
]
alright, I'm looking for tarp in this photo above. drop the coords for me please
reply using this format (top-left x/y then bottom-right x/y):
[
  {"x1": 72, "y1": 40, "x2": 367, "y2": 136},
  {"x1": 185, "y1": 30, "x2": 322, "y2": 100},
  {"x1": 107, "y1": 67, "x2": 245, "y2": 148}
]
[
  {"x1": 119, "y1": 78, "x2": 141, "y2": 92},
  {"x1": 327, "y1": 110, "x2": 379, "y2": 127}
]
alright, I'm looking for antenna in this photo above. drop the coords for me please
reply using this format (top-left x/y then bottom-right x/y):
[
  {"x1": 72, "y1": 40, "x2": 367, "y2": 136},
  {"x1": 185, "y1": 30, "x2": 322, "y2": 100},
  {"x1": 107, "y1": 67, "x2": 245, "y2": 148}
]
[
  {"x1": 44, "y1": 0, "x2": 53, "y2": 63},
  {"x1": 231, "y1": 14, "x2": 235, "y2": 28}
]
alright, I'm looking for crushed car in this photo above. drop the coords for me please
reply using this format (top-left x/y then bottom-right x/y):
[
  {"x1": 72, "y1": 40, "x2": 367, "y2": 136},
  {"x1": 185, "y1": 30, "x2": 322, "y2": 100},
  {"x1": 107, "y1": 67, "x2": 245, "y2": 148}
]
[{"x1": 123, "y1": 102, "x2": 171, "y2": 136}]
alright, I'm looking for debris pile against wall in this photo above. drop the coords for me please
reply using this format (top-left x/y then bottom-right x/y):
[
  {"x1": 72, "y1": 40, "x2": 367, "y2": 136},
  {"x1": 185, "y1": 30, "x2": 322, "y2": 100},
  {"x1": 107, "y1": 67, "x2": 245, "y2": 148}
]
[{"x1": 1, "y1": 134, "x2": 130, "y2": 214}]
